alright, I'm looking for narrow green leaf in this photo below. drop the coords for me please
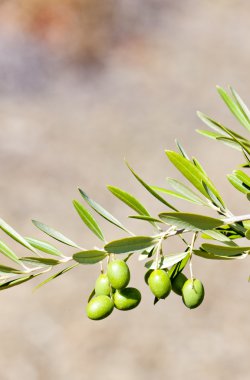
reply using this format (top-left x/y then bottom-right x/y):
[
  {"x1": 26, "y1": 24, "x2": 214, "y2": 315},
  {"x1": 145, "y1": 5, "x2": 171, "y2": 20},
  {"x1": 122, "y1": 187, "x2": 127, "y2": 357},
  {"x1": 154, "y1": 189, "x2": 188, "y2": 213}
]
[
  {"x1": 217, "y1": 86, "x2": 250, "y2": 131},
  {"x1": 233, "y1": 170, "x2": 250, "y2": 188},
  {"x1": 202, "y1": 181, "x2": 225, "y2": 210},
  {"x1": 105, "y1": 236, "x2": 159, "y2": 254},
  {"x1": 34, "y1": 263, "x2": 78, "y2": 290},
  {"x1": 242, "y1": 148, "x2": 250, "y2": 164},
  {"x1": 0, "y1": 264, "x2": 24, "y2": 274},
  {"x1": 0, "y1": 218, "x2": 37, "y2": 254},
  {"x1": 20, "y1": 257, "x2": 61, "y2": 266},
  {"x1": 227, "y1": 173, "x2": 249, "y2": 194},
  {"x1": 73, "y1": 200, "x2": 105, "y2": 241},
  {"x1": 107, "y1": 185, "x2": 152, "y2": 218},
  {"x1": 217, "y1": 133, "x2": 250, "y2": 156},
  {"x1": 165, "y1": 151, "x2": 225, "y2": 206},
  {"x1": 25, "y1": 237, "x2": 63, "y2": 257},
  {"x1": 201, "y1": 230, "x2": 236, "y2": 244},
  {"x1": 175, "y1": 139, "x2": 189, "y2": 159},
  {"x1": 166, "y1": 178, "x2": 208, "y2": 205},
  {"x1": 32, "y1": 220, "x2": 81, "y2": 248},
  {"x1": 192, "y1": 158, "x2": 208, "y2": 176},
  {"x1": 73, "y1": 250, "x2": 107, "y2": 264},
  {"x1": 214, "y1": 225, "x2": 243, "y2": 240},
  {"x1": 168, "y1": 251, "x2": 190, "y2": 279},
  {"x1": 0, "y1": 241, "x2": 20, "y2": 264},
  {"x1": 145, "y1": 251, "x2": 188, "y2": 270},
  {"x1": 217, "y1": 137, "x2": 245, "y2": 151},
  {"x1": 197, "y1": 111, "x2": 249, "y2": 141},
  {"x1": 0, "y1": 273, "x2": 40, "y2": 291},
  {"x1": 197, "y1": 130, "x2": 242, "y2": 151},
  {"x1": 126, "y1": 162, "x2": 178, "y2": 211},
  {"x1": 78, "y1": 188, "x2": 130, "y2": 233},
  {"x1": 193, "y1": 249, "x2": 247, "y2": 260},
  {"x1": 129, "y1": 215, "x2": 163, "y2": 223},
  {"x1": 159, "y1": 212, "x2": 223, "y2": 231},
  {"x1": 201, "y1": 243, "x2": 250, "y2": 256},
  {"x1": 230, "y1": 86, "x2": 250, "y2": 122},
  {"x1": 151, "y1": 186, "x2": 204, "y2": 205},
  {"x1": 197, "y1": 129, "x2": 225, "y2": 140}
]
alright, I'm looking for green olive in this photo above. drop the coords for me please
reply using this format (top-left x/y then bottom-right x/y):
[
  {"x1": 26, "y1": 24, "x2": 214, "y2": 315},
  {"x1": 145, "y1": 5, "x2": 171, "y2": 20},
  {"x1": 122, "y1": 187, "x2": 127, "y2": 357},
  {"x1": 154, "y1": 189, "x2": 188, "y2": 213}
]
[
  {"x1": 171, "y1": 272, "x2": 188, "y2": 296},
  {"x1": 107, "y1": 260, "x2": 130, "y2": 290},
  {"x1": 95, "y1": 273, "x2": 111, "y2": 296},
  {"x1": 114, "y1": 287, "x2": 141, "y2": 310},
  {"x1": 182, "y1": 278, "x2": 205, "y2": 309},
  {"x1": 86, "y1": 295, "x2": 114, "y2": 320},
  {"x1": 148, "y1": 269, "x2": 172, "y2": 299}
]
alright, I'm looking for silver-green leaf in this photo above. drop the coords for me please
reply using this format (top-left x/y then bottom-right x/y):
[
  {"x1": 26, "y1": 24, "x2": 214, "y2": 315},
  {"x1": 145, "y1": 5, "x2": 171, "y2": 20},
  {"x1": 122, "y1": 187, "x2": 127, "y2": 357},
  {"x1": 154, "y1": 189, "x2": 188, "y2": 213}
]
[
  {"x1": 32, "y1": 220, "x2": 81, "y2": 248},
  {"x1": 159, "y1": 212, "x2": 223, "y2": 231},
  {"x1": 105, "y1": 236, "x2": 159, "y2": 254},
  {"x1": 73, "y1": 200, "x2": 105, "y2": 241},
  {"x1": 0, "y1": 218, "x2": 37, "y2": 254},
  {"x1": 73, "y1": 250, "x2": 107, "y2": 264}
]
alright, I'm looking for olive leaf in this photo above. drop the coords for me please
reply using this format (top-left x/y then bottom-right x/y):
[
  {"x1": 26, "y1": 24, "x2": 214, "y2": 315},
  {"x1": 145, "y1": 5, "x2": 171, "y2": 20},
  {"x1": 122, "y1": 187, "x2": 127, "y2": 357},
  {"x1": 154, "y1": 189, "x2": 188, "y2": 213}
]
[
  {"x1": 193, "y1": 249, "x2": 247, "y2": 261},
  {"x1": 0, "y1": 218, "x2": 37, "y2": 254},
  {"x1": 159, "y1": 212, "x2": 223, "y2": 231},
  {"x1": 129, "y1": 215, "x2": 163, "y2": 223},
  {"x1": 166, "y1": 178, "x2": 208, "y2": 205},
  {"x1": 105, "y1": 236, "x2": 159, "y2": 254},
  {"x1": 0, "y1": 273, "x2": 40, "y2": 291},
  {"x1": 145, "y1": 251, "x2": 188, "y2": 270},
  {"x1": 20, "y1": 257, "x2": 61, "y2": 266},
  {"x1": 217, "y1": 86, "x2": 250, "y2": 132},
  {"x1": 34, "y1": 263, "x2": 78, "y2": 290},
  {"x1": 0, "y1": 264, "x2": 24, "y2": 274},
  {"x1": 201, "y1": 243, "x2": 250, "y2": 256},
  {"x1": 73, "y1": 200, "x2": 105, "y2": 241},
  {"x1": 168, "y1": 252, "x2": 190, "y2": 280},
  {"x1": 126, "y1": 162, "x2": 178, "y2": 211},
  {"x1": 230, "y1": 86, "x2": 250, "y2": 122},
  {"x1": 78, "y1": 188, "x2": 130, "y2": 234},
  {"x1": 32, "y1": 220, "x2": 81, "y2": 248},
  {"x1": 73, "y1": 250, "x2": 107, "y2": 264},
  {"x1": 175, "y1": 139, "x2": 189, "y2": 159},
  {"x1": 165, "y1": 151, "x2": 225, "y2": 206},
  {"x1": 25, "y1": 237, "x2": 63, "y2": 257},
  {"x1": 0, "y1": 240, "x2": 20, "y2": 264}
]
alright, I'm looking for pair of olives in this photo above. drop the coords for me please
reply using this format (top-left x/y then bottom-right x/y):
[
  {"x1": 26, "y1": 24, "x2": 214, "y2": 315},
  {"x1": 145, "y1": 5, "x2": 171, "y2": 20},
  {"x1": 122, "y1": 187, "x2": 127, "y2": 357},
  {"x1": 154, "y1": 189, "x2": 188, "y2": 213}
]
[
  {"x1": 86, "y1": 260, "x2": 141, "y2": 320},
  {"x1": 145, "y1": 269, "x2": 205, "y2": 309}
]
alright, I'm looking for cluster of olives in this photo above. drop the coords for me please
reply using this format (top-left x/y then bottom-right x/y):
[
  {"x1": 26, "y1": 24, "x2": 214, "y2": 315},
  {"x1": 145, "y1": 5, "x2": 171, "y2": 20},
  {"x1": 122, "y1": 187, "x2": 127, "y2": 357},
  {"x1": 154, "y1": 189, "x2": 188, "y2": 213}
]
[
  {"x1": 145, "y1": 269, "x2": 205, "y2": 309},
  {"x1": 86, "y1": 259, "x2": 141, "y2": 320},
  {"x1": 86, "y1": 259, "x2": 205, "y2": 320}
]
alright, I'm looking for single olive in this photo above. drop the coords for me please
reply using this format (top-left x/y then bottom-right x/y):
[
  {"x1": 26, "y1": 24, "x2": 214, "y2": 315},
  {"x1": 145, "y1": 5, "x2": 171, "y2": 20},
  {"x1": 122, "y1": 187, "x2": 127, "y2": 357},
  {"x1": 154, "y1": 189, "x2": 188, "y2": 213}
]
[
  {"x1": 171, "y1": 272, "x2": 188, "y2": 296},
  {"x1": 95, "y1": 273, "x2": 111, "y2": 296},
  {"x1": 107, "y1": 260, "x2": 130, "y2": 290},
  {"x1": 182, "y1": 278, "x2": 205, "y2": 309},
  {"x1": 145, "y1": 268, "x2": 168, "y2": 285},
  {"x1": 86, "y1": 295, "x2": 114, "y2": 320},
  {"x1": 114, "y1": 287, "x2": 141, "y2": 311},
  {"x1": 148, "y1": 269, "x2": 172, "y2": 299}
]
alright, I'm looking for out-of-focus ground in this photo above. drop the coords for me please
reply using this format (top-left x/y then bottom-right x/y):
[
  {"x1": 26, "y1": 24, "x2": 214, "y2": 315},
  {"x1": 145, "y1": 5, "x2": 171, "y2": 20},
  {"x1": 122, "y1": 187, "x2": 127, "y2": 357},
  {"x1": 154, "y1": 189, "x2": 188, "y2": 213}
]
[{"x1": 0, "y1": 1, "x2": 249, "y2": 379}]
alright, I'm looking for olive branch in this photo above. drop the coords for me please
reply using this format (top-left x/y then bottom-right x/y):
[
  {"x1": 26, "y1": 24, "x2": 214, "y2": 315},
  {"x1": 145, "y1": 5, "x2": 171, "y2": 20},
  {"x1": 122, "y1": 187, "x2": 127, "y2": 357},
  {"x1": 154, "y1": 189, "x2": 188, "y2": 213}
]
[{"x1": 1, "y1": 85, "x2": 250, "y2": 312}]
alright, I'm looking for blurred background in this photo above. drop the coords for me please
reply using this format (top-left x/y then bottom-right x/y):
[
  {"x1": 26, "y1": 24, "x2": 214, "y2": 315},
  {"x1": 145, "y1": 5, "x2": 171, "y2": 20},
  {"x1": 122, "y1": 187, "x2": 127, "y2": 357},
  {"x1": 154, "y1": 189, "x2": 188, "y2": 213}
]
[{"x1": 0, "y1": 0, "x2": 249, "y2": 379}]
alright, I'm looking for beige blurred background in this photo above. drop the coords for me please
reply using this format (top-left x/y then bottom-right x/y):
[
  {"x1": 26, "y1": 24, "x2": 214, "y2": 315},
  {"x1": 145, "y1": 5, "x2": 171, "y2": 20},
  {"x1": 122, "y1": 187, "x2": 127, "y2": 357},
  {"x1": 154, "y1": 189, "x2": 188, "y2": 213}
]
[{"x1": 0, "y1": 1, "x2": 249, "y2": 379}]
